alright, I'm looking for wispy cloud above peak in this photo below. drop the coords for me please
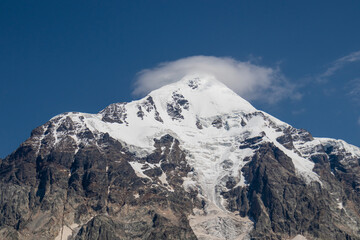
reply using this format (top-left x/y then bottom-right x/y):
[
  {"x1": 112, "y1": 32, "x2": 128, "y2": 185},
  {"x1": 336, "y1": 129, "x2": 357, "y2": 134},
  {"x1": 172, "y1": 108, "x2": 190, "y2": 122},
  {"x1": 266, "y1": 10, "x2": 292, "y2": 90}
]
[
  {"x1": 318, "y1": 50, "x2": 360, "y2": 82},
  {"x1": 346, "y1": 78, "x2": 360, "y2": 104},
  {"x1": 133, "y1": 56, "x2": 297, "y2": 103}
]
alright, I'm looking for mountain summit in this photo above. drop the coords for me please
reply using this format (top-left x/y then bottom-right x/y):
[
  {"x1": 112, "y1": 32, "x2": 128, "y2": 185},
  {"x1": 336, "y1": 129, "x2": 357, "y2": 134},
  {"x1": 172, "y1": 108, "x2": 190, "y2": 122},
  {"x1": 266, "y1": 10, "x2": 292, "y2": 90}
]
[{"x1": 1, "y1": 75, "x2": 360, "y2": 240}]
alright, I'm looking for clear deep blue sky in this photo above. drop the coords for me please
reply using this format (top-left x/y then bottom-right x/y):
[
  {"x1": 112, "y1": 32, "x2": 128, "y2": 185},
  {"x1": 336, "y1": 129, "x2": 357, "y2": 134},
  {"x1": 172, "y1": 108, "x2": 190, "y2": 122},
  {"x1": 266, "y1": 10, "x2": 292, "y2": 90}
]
[{"x1": 1, "y1": 0, "x2": 360, "y2": 157}]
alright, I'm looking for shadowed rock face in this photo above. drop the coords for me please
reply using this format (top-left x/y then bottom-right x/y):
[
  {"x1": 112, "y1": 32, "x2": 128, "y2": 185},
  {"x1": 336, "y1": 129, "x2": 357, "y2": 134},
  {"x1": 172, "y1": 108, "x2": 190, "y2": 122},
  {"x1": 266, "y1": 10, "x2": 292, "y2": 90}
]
[
  {"x1": 222, "y1": 142, "x2": 360, "y2": 239},
  {"x1": 0, "y1": 131, "x2": 198, "y2": 240}
]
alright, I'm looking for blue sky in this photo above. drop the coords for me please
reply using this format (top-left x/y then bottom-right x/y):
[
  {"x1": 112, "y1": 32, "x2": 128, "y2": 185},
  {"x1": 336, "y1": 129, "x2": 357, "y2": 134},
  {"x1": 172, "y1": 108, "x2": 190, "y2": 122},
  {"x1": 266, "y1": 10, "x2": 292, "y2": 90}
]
[{"x1": 1, "y1": 0, "x2": 360, "y2": 157}]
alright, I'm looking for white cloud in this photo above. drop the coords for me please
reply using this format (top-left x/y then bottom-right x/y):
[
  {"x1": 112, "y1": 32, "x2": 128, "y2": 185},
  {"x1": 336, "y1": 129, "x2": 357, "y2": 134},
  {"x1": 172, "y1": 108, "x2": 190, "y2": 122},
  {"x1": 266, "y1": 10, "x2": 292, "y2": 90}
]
[
  {"x1": 319, "y1": 50, "x2": 360, "y2": 81},
  {"x1": 347, "y1": 78, "x2": 360, "y2": 104},
  {"x1": 133, "y1": 56, "x2": 297, "y2": 103},
  {"x1": 358, "y1": 117, "x2": 360, "y2": 126}
]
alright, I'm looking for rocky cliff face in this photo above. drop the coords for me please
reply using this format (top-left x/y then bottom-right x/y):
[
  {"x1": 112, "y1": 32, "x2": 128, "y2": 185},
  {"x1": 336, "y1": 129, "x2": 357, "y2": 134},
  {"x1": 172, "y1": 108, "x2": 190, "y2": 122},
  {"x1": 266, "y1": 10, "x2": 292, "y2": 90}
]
[{"x1": 1, "y1": 75, "x2": 360, "y2": 240}]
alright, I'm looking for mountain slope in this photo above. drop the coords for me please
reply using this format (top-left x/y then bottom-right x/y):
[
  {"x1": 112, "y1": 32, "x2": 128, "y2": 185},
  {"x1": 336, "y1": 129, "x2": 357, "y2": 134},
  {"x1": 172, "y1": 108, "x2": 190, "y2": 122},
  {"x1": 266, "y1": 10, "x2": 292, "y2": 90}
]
[{"x1": 1, "y1": 74, "x2": 360, "y2": 240}]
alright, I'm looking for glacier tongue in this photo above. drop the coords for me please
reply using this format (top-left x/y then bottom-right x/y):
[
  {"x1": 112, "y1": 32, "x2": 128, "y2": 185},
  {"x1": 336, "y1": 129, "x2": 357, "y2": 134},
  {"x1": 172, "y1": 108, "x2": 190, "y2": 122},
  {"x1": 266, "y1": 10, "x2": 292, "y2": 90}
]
[{"x1": 189, "y1": 203, "x2": 253, "y2": 240}]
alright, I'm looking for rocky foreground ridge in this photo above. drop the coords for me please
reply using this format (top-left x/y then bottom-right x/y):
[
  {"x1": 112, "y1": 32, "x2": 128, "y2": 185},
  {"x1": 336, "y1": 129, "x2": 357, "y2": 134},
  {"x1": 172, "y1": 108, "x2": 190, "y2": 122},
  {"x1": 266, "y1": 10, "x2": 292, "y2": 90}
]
[{"x1": 1, "y1": 75, "x2": 360, "y2": 240}]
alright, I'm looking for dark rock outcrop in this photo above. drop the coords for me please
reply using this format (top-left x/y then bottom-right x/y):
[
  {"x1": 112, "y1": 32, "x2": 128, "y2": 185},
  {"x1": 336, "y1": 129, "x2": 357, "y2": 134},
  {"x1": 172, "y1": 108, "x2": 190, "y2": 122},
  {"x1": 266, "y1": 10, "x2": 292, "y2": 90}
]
[
  {"x1": 222, "y1": 142, "x2": 360, "y2": 240},
  {"x1": 0, "y1": 130, "x2": 197, "y2": 240}
]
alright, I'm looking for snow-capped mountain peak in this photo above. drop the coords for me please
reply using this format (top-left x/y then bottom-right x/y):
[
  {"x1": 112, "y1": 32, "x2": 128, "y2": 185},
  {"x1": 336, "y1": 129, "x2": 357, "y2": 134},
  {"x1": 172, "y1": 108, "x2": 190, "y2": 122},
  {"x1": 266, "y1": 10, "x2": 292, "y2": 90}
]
[
  {"x1": 145, "y1": 74, "x2": 256, "y2": 118},
  {"x1": 38, "y1": 75, "x2": 321, "y2": 209},
  {"x1": 5, "y1": 74, "x2": 360, "y2": 240}
]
